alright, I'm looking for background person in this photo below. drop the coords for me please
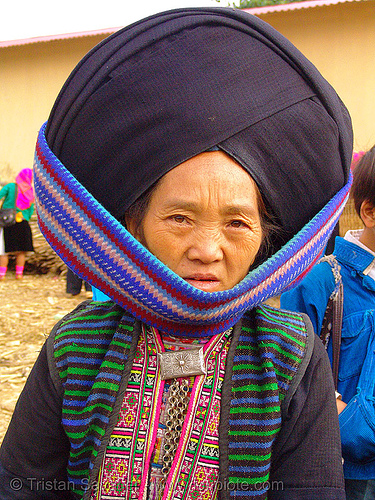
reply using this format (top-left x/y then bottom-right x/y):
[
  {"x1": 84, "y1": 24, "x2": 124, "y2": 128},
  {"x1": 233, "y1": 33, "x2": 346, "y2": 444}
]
[
  {"x1": 281, "y1": 146, "x2": 375, "y2": 500},
  {"x1": 0, "y1": 8, "x2": 353, "y2": 500},
  {"x1": 0, "y1": 168, "x2": 34, "y2": 280},
  {"x1": 66, "y1": 267, "x2": 92, "y2": 298}
]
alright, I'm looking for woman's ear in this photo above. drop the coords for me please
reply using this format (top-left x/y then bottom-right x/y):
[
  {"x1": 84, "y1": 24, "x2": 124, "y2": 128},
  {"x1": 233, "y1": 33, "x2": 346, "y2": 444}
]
[{"x1": 360, "y1": 200, "x2": 375, "y2": 228}]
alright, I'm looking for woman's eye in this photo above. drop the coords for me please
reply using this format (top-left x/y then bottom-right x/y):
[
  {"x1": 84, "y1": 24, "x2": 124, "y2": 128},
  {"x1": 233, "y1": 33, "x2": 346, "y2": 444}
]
[
  {"x1": 230, "y1": 220, "x2": 247, "y2": 228},
  {"x1": 172, "y1": 215, "x2": 186, "y2": 223}
]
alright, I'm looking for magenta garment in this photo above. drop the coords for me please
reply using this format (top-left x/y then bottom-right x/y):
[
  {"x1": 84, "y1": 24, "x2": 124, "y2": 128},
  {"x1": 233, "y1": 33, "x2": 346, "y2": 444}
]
[{"x1": 16, "y1": 168, "x2": 34, "y2": 210}]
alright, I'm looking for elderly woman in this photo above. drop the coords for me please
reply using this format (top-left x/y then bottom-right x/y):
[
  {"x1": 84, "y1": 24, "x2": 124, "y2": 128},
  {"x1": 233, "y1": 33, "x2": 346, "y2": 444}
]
[{"x1": 0, "y1": 8, "x2": 352, "y2": 500}]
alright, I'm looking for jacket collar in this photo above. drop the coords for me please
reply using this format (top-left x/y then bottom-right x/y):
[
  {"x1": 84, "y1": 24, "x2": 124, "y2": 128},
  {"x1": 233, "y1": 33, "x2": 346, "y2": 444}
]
[
  {"x1": 335, "y1": 236, "x2": 375, "y2": 292},
  {"x1": 335, "y1": 236, "x2": 375, "y2": 274}
]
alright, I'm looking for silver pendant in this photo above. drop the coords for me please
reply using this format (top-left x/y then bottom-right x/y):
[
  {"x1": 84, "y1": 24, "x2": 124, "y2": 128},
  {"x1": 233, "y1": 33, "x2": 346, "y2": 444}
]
[
  {"x1": 157, "y1": 347, "x2": 206, "y2": 380},
  {"x1": 161, "y1": 378, "x2": 190, "y2": 484}
]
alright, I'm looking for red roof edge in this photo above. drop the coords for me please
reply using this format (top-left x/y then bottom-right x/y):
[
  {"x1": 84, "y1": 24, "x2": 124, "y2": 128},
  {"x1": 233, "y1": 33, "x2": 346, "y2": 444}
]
[
  {"x1": 0, "y1": 26, "x2": 121, "y2": 48},
  {"x1": 1, "y1": 0, "x2": 369, "y2": 48},
  {"x1": 243, "y1": 0, "x2": 364, "y2": 16}
]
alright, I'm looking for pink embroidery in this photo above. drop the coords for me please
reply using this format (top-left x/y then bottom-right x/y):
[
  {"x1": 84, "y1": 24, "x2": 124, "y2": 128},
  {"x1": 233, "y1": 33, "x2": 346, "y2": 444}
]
[{"x1": 92, "y1": 327, "x2": 231, "y2": 500}]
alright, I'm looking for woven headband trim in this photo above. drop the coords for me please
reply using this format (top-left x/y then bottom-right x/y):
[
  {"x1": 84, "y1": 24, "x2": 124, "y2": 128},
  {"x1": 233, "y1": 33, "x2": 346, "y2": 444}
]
[{"x1": 34, "y1": 122, "x2": 351, "y2": 337}]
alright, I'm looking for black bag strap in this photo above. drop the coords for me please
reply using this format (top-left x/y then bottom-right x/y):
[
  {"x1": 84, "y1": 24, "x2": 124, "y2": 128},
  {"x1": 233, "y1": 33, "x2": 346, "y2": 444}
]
[
  {"x1": 320, "y1": 254, "x2": 343, "y2": 390},
  {"x1": 14, "y1": 183, "x2": 18, "y2": 209}
]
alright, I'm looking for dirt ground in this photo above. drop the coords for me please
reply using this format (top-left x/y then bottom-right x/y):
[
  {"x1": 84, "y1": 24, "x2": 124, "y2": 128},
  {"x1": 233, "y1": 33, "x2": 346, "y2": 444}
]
[{"x1": 0, "y1": 273, "x2": 87, "y2": 443}]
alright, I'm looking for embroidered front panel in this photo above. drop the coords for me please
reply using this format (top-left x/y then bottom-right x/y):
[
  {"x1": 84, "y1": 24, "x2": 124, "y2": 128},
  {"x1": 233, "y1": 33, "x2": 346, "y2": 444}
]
[
  {"x1": 93, "y1": 327, "x2": 163, "y2": 499},
  {"x1": 166, "y1": 336, "x2": 230, "y2": 500},
  {"x1": 92, "y1": 327, "x2": 232, "y2": 500}
]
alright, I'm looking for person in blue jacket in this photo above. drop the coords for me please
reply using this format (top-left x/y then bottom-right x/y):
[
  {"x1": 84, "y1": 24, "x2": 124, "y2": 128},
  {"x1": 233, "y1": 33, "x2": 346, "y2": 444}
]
[{"x1": 281, "y1": 145, "x2": 375, "y2": 500}]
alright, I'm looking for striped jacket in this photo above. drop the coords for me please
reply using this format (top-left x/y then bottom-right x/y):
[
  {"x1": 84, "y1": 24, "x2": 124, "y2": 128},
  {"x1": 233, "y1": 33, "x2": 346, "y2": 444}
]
[{"x1": 47, "y1": 301, "x2": 316, "y2": 500}]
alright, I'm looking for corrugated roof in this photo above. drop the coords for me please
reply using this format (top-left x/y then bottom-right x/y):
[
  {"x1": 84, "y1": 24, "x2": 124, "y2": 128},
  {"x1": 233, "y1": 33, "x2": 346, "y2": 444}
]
[
  {"x1": 0, "y1": 26, "x2": 120, "y2": 48},
  {"x1": 243, "y1": 0, "x2": 365, "y2": 16},
  {"x1": 0, "y1": 0, "x2": 369, "y2": 48}
]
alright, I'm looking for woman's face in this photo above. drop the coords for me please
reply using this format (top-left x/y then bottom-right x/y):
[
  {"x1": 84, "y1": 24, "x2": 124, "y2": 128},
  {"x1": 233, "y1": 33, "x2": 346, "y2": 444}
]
[{"x1": 127, "y1": 152, "x2": 263, "y2": 292}]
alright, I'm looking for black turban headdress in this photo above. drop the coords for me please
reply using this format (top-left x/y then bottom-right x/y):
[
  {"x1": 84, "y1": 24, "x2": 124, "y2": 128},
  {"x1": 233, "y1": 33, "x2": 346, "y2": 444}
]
[
  {"x1": 45, "y1": 7, "x2": 352, "y2": 246},
  {"x1": 33, "y1": 7, "x2": 353, "y2": 337}
]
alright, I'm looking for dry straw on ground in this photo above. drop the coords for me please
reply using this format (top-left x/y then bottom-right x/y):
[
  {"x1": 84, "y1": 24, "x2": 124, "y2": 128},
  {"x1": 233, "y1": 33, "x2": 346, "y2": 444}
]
[{"x1": 0, "y1": 274, "x2": 86, "y2": 443}]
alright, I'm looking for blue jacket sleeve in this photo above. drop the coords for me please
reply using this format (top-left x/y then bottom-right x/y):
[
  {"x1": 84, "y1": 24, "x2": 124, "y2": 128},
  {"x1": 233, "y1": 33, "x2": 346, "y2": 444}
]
[{"x1": 280, "y1": 262, "x2": 336, "y2": 337}]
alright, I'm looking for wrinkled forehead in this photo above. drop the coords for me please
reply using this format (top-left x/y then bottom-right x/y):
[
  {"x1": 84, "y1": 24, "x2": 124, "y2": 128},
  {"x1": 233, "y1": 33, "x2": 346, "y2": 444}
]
[{"x1": 45, "y1": 8, "x2": 352, "y2": 246}]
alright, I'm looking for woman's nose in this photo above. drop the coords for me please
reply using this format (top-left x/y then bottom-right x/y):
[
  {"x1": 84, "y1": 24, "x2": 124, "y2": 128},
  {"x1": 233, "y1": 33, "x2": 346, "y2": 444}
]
[{"x1": 186, "y1": 231, "x2": 224, "y2": 263}]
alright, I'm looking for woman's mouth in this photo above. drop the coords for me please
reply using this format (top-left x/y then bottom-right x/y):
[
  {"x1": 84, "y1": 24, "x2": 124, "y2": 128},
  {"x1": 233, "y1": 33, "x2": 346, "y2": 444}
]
[{"x1": 184, "y1": 274, "x2": 221, "y2": 292}]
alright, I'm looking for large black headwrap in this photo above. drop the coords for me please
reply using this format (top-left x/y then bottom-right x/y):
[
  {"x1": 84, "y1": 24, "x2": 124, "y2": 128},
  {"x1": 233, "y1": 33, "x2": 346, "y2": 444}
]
[{"x1": 46, "y1": 7, "x2": 352, "y2": 247}]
